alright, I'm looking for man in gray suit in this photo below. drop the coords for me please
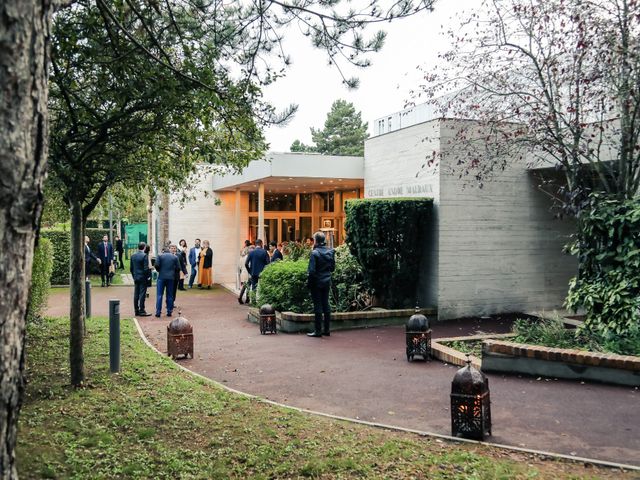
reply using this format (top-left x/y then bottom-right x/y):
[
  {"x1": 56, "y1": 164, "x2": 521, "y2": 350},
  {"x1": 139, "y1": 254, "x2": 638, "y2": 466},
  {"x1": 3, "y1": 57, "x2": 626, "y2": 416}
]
[
  {"x1": 154, "y1": 244, "x2": 180, "y2": 317},
  {"x1": 130, "y1": 242, "x2": 151, "y2": 316}
]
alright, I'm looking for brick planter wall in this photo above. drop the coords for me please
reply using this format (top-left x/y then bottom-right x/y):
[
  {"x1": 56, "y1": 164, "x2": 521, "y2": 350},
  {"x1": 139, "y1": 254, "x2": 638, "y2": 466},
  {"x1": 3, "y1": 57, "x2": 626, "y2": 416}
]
[
  {"x1": 247, "y1": 307, "x2": 437, "y2": 333},
  {"x1": 482, "y1": 339, "x2": 640, "y2": 387}
]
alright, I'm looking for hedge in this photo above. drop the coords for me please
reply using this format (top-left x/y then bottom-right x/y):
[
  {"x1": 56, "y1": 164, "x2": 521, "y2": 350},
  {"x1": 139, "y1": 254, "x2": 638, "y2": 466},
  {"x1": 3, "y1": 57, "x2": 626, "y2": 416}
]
[
  {"x1": 41, "y1": 227, "x2": 111, "y2": 285},
  {"x1": 344, "y1": 197, "x2": 433, "y2": 308},
  {"x1": 27, "y1": 237, "x2": 54, "y2": 322}
]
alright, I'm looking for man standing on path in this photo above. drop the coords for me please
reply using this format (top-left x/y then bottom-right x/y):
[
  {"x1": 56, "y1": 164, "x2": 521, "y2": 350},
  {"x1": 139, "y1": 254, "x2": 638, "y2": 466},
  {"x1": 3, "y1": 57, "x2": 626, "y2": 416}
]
[
  {"x1": 97, "y1": 234, "x2": 114, "y2": 287},
  {"x1": 154, "y1": 244, "x2": 180, "y2": 317},
  {"x1": 245, "y1": 239, "x2": 270, "y2": 293},
  {"x1": 115, "y1": 235, "x2": 125, "y2": 269},
  {"x1": 84, "y1": 235, "x2": 100, "y2": 280},
  {"x1": 307, "y1": 231, "x2": 335, "y2": 338},
  {"x1": 170, "y1": 244, "x2": 188, "y2": 304},
  {"x1": 188, "y1": 238, "x2": 201, "y2": 289},
  {"x1": 130, "y1": 242, "x2": 151, "y2": 316}
]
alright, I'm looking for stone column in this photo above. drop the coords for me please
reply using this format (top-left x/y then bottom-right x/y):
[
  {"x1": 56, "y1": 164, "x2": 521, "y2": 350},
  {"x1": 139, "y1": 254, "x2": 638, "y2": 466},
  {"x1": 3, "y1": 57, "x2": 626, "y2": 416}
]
[
  {"x1": 235, "y1": 189, "x2": 241, "y2": 289},
  {"x1": 258, "y1": 182, "x2": 265, "y2": 241}
]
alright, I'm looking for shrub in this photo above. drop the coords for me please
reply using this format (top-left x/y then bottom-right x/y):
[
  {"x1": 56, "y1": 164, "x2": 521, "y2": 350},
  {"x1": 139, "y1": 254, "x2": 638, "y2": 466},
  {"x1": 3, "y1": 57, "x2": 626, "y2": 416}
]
[
  {"x1": 512, "y1": 317, "x2": 640, "y2": 356},
  {"x1": 284, "y1": 241, "x2": 311, "y2": 261},
  {"x1": 344, "y1": 198, "x2": 433, "y2": 308},
  {"x1": 41, "y1": 229, "x2": 70, "y2": 285},
  {"x1": 27, "y1": 237, "x2": 54, "y2": 322},
  {"x1": 256, "y1": 260, "x2": 313, "y2": 313},
  {"x1": 331, "y1": 244, "x2": 372, "y2": 312},
  {"x1": 565, "y1": 194, "x2": 640, "y2": 337}
]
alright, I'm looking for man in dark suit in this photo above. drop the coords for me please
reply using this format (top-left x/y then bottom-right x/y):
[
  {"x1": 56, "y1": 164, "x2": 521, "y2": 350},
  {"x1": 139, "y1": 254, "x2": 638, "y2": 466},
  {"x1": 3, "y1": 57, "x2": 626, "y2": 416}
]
[
  {"x1": 84, "y1": 235, "x2": 100, "y2": 280},
  {"x1": 115, "y1": 235, "x2": 125, "y2": 269},
  {"x1": 130, "y1": 242, "x2": 151, "y2": 316},
  {"x1": 307, "y1": 231, "x2": 335, "y2": 338},
  {"x1": 97, "y1": 234, "x2": 114, "y2": 287},
  {"x1": 154, "y1": 244, "x2": 180, "y2": 317},
  {"x1": 245, "y1": 238, "x2": 270, "y2": 292},
  {"x1": 188, "y1": 238, "x2": 201, "y2": 289},
  {"x1": 269, "y1": 241, "x2": 283, "y2": 262},
  {"x1": 170, "y1": 244, "x2": 188, "y2": 304}
]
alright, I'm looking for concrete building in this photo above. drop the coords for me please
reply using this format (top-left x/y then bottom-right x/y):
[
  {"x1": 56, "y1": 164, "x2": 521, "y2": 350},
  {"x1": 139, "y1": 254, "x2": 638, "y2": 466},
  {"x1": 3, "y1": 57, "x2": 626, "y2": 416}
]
[{"x1": 153, "y1": 104, "x2": 577, "y2": 320}]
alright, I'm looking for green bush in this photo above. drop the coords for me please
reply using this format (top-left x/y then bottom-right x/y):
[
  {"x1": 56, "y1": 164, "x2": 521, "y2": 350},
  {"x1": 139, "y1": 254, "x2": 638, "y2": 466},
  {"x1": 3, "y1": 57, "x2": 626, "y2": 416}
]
[
  {"x1": 284, "y1": 241, "x2": 311, "y2": 261},
  {"x1": 27, "y1": 237, "x2": 54, "y2": 322},
  {"x1": 41, "y1": 227, "x2": 112, "y2": 284},
  {"x1": 331, "y1": 244, "x2": 372, "y2": 312},
  {"x1": 513, "y1": 316, "x2": 640, "y2": 356},
  {"x1": 344, "y1": 198, "x2": 433, "y2": 308},
  {"x1": 565, "y1": 194, "x2": 640, "y2": 336},
  {"x1": 256, "y1": 260, "x2": 313, "y2": 313},
  {"x1": 41, "y1": 229, "x2": 70, "y2": 285}
]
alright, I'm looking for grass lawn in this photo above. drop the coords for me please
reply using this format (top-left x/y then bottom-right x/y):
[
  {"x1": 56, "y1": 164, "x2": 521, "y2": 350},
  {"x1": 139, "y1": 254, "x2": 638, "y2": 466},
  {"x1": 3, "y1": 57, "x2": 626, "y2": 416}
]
[{"x1": 17, "y1": 317, "x2": 633, "y2": 479}]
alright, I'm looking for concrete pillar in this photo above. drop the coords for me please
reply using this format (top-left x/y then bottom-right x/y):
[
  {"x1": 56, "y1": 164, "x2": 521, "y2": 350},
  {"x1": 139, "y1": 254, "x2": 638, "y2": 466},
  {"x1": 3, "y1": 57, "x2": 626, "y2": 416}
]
[
  {"x1": 258, "y1": 182, "x2": 265, "y2": 241},
  {"x1": 235, "y1": 189, "x2": 241, "y2": 289}
]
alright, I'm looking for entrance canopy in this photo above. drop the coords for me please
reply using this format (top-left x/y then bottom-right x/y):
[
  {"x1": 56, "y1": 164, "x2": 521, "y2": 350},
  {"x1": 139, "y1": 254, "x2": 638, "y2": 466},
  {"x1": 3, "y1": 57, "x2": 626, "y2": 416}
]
[{"x1": 212, "y1": 152, "x2": 364, "y2": 193}]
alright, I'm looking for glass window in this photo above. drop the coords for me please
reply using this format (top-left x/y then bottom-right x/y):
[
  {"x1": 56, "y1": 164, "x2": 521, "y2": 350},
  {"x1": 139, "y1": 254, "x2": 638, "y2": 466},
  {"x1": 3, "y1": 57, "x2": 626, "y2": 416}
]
[
  {"x1": 281, "y1": 218, "x2": 296, "y2": 242},
  {"x1": 321, "y1": 192, "x2": 335, "y2": 212},
  {"x1": 249, "y1": 193, "x2": 258, "y2": 212},
  {"x1": 300, "y1": 193, "x2": 312, "y2": 212},
  {"x1": 300, "y1": 217, "x2": 312, "y2": 242},
  {"x1": 249, "y1": 192, "x2": 296, "y2": 211}
]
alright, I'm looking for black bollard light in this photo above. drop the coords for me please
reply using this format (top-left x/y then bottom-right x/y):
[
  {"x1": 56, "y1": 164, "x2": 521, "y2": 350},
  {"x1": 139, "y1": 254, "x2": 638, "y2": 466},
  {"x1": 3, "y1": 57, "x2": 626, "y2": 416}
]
[{"x1": 109, "y1": 299, "x2": 120, "y2": 373}]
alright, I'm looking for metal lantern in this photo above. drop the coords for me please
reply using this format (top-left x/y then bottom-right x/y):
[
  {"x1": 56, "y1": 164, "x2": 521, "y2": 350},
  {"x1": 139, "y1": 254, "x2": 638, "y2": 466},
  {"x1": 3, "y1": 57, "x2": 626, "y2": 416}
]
[
  {"x1": 259, "y1": 304, "x2": 277, "y2": 335},
  {"x1": 167, "y1": 312, "x2": 194, "y2": 360},
  {"x1": 405, "y1": 310, "x2": 431, "y2": 361},
  {"x1": 451, "y1": 355, "x2": 491, "y2": 440}
]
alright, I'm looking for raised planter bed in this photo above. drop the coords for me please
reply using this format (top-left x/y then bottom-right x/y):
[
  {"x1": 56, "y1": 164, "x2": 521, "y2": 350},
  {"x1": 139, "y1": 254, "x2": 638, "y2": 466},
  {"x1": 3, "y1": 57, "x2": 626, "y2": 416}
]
[
  {"x1": 482, "y1": 339, "x2": 640, "y2": 387},
  {"x1": 247, "y1": 306, "x2": 437, "y2": 333}
]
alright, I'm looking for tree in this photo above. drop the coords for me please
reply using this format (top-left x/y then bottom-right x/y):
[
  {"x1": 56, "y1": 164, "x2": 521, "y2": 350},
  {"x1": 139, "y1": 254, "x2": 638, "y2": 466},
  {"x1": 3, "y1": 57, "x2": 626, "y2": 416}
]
[
  {"x1": 311, "y1": 99, "x2": 370, "y2": 155},
  {"x1": 290, "y1": 139, "x2": 317, "y2": 153},
  {"x1": 419, "y1": 0, "x2": 640, "y2": 334},
  {"x1": 421, "y1": 0, "x2": 640, "y2": 209},
  {"x1": 0, "y1": 2, "x2": 52, "y2": 477},
  {"x1": 1, "y1": 0, "x2": 435, "y2": 475}
]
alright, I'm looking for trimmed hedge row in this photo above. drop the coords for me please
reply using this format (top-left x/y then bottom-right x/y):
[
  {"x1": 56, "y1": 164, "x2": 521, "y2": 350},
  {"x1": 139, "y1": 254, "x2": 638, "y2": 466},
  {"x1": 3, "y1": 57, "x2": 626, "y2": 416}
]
[
  {"x1": 27, "y1": 237, "x2": 54, "y2": 322},
  {"x1": 344, "y1": 198, "x2": 433, "y2": 308},
  {"x1": 41, "y1": 227, "x2": 111, "y2": 285}
]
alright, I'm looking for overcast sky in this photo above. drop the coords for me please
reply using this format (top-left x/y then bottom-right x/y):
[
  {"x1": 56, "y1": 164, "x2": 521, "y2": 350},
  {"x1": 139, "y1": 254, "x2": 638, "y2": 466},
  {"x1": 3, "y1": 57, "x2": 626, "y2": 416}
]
[{"x1": 262, "y1": 0, "x2": 477, "y2": 152}]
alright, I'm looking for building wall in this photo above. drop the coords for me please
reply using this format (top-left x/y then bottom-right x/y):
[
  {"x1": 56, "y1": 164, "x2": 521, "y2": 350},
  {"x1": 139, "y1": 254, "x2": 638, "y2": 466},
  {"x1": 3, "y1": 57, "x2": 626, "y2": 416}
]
[
  {"x1": 167, "y1": 173, "x2": 248, "y2": 286},
  {"x1": 436, "y1": 120, "x2": 577, "y2": 319},
  {"x1": 364, "y1": 120, "x2": 441, "y2": 307}
]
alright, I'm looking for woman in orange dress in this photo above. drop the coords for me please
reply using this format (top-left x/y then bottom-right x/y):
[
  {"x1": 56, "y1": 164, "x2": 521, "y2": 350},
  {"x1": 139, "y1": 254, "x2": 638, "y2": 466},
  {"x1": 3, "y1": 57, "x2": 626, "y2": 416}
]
[{"x1": 198, "y1": 240, "x2": 213, "y2": 289}]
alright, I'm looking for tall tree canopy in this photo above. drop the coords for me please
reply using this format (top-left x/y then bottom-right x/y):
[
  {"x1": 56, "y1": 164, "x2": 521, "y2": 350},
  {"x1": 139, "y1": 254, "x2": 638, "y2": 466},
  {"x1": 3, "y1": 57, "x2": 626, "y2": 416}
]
[{"x1": 290, "y1": 99, "x2": 369, "y2": 155}]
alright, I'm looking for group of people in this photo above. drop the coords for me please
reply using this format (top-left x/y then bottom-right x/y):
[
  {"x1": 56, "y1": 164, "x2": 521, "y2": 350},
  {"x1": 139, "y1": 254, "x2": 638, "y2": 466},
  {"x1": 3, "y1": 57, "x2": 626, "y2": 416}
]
[
  {"x1": 84, "y1": 234, "x2": 125, "y2": 287},
  {"x1": 238, "y1": 232, "x2": 335, "y2": 338},
  {"x1": 147, "y1": 239, "x2": 215, "y2": 317}
]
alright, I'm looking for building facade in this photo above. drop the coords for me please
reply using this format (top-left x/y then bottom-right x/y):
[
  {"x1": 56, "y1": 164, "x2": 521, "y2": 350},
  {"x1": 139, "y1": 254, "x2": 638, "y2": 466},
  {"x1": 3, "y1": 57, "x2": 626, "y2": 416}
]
[{"x1": 154, "y1": 107, "x2": 577, "y2": 320}]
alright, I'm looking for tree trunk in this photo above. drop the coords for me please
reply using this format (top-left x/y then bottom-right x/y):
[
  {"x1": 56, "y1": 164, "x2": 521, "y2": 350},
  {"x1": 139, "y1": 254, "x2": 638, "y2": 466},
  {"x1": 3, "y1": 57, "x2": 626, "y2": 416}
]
[
  {"x1": 0, "y1": 2, "x2": 51, "y2": 478},
  {"x1": 69, "y1": 200, "x2": 85, "y2": 386}
]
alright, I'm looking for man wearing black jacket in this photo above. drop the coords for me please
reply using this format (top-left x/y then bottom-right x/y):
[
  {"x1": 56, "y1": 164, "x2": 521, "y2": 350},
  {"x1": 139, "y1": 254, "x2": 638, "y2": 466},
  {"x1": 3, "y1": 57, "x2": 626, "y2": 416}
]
[
  {"x1": 307, "y1": 231, "x2": 335, "y2": 338},
  {"x1": 130, "y1": 242, "x2": 151, "y2": 316}
]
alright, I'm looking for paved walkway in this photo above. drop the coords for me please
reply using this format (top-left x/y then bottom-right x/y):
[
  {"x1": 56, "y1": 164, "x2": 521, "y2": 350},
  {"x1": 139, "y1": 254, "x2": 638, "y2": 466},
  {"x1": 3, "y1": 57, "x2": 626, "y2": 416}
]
[{"x1": 46, "y1": 285, "x2": 640, "y2": 468}]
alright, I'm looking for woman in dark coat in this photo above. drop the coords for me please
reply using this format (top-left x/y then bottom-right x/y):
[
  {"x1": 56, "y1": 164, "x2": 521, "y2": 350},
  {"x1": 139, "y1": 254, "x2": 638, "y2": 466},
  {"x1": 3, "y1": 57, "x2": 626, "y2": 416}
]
[{"x1": 178, "y1": 239, "x2": 188, "y2": 291}]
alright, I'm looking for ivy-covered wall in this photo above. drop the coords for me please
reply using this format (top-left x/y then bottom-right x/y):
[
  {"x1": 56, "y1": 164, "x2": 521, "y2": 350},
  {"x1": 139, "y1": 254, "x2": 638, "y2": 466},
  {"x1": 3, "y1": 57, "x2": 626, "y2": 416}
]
[{"x1": 344, "y1": 198, "x2": 434, "y2": 308}]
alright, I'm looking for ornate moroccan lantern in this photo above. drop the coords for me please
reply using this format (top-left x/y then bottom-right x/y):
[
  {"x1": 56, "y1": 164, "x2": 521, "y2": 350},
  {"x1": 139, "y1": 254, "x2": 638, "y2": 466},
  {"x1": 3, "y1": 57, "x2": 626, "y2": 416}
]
[
  {"x1": 405, "y1": 309, "x2": 431, "y2": 361},
  {"x1": 167, "y1": 311, "x2": 194, "y2": 360},
  {"x1": 259, "y1": 304, "x2": 277, "y2": 335},
  {"x1": 451, "y1": 355, "x2": 491, "y2": 440}
]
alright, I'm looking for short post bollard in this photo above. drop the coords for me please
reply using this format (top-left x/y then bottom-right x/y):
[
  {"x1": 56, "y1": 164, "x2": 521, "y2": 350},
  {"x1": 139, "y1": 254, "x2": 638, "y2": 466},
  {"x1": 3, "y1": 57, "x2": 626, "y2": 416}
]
[
  {"x1": 85, "y1": 279, "x2": 92, "y2": 318},
  {"x1": 109, "y1": 299, "x2": 120, "y2": 373}
]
